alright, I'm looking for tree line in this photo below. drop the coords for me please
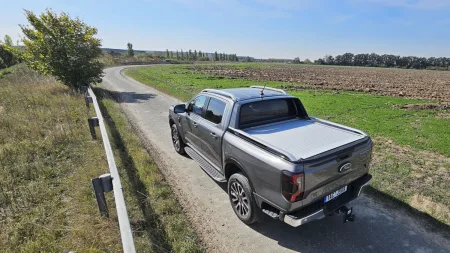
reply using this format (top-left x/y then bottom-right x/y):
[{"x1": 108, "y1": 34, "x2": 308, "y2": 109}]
[
  {"x1": 165, "y1": 49, "x2": 238, "y2": 62},
  {"x1": 315, "y1": 53, "x2": 450, "y2": 70}
]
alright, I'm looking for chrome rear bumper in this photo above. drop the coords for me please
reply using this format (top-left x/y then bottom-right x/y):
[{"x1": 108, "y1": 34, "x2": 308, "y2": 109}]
[{"x1": 284, "y1": 209, "x2": 325, "y2": 227}]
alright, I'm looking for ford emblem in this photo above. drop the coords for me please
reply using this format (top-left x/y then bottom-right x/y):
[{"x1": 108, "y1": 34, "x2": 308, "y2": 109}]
[{"x1": 339, "y1": 162, "x2": 352, "y2": 173}]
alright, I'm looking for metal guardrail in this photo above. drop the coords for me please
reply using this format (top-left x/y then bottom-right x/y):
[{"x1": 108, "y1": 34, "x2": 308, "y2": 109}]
[{"x1": 85, "y1": 85, "x2": 136, "y2": 253}]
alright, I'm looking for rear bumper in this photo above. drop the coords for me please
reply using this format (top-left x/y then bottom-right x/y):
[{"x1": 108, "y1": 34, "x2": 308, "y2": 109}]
[{"x1": 283, "y1": 173, "x2": 372, "y2": 227}]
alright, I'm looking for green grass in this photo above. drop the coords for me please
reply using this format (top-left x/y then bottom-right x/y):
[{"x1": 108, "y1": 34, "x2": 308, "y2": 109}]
[
  {"x1": 125, "y1": 64, "x2": 450, "y2": 225},
  {"x1": 126, "y1": 65, "x2": 450, "y2": 157},
  {"x1": 0, "y1": 65, "x2": 202, "y2": 252}
]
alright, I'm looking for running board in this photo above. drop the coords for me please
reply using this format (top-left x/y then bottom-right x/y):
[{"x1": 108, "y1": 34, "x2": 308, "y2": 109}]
[{"x1": 185, "y1": 146, "x2": 226, "y2": 182}]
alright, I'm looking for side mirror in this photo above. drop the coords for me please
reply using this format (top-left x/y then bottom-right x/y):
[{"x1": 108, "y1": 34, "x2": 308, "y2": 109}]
[{"x1": 174, "y1": 104, "x2": 186, "y2": 114}]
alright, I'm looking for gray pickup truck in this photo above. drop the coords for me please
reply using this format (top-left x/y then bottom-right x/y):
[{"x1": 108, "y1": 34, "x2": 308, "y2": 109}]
[{"x1": 169, "y1": 86, "x2": 372, "y2": 227}]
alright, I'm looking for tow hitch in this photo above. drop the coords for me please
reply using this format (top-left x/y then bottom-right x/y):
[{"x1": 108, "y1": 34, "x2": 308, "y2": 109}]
[{"x1": 338, "y1": 206, "x2": 355, "y2": 223}]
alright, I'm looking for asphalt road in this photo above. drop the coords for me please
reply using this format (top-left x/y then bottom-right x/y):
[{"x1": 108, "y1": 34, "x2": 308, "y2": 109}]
[{"x1": 102, "y1": 66, "x2": 450, "y2": 253}]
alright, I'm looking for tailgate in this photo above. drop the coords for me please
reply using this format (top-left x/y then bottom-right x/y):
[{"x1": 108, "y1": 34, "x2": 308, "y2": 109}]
[{"x1": 300, "y1": 137, "x2": 372, "y2": 206}]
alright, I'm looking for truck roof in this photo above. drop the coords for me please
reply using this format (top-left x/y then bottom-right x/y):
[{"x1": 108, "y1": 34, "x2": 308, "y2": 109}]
[{"x1": 201, "y1": 86, "x2": 288, "y2": 101}]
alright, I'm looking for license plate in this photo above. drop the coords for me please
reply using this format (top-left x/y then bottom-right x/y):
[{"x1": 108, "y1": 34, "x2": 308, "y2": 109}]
[{"x1": 324, "y1": 186, "x2": 347, "y2": 203}]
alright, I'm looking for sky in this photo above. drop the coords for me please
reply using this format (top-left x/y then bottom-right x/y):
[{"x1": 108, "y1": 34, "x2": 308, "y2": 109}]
[{"x1": 1, "y1": 0, "x2": 450, "y2": 59}]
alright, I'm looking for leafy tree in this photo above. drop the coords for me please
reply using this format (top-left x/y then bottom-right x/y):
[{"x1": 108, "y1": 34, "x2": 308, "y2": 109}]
[
  {"x1": 170, "y1": 51, "x2": 173, "y2": 58},
  {"x1": 127, "y1": 42, "x2": 134, "y2": 57},
  {"x1": 176, "y1": 50, "x2": 179, "y2": 59},
  {"x1": 214, "y1": 51, "x2": 218, "y2": 61},
  {"x1": 194, "y1": 50, "x2": 197, "y2": 60},
  {"x1": 304, "y1": 58, "x2": 312, "y2": 64},
  {"x1": 14, "y1": 9, "x2": 103, "y2": 89},
  {"x1": 292, "y1": 57, "x2": 301, "y2": 64},
  {"x1": 166, "y1": 49, "x2": 169, "y2": 58},
  {"x1": 181, "y1": 49, "x2": 184, "y2": 60},
  {"x1": 188, "y1": 49, "x2": 192, "y2": 60},
  {"x1": 0, "y1": 35, "x2": 19, "y2": 69}
]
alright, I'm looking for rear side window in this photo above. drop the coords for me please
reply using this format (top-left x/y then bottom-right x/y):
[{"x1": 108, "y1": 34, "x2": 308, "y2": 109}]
[
  {"x1": 239, "y1": 99, "x2": 297, "y2": 128},
  {"x1": 205, "y1": 98, "x2": 226, "y2": 124}
]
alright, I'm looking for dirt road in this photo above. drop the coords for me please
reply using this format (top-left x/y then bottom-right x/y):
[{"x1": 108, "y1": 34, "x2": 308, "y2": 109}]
[{"x1": 101, "y1": 66, "x2": 449, "y2": 253}]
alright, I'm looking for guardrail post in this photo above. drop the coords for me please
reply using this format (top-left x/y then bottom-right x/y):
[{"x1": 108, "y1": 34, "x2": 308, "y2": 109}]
[
  {"x1": 88, "y1": 117, "x2": 99, "y2": 139},
  {"x1": 85, "y1": 96, "x2": 93, "y2": 108},
  {"x1": 92, "y1": 177, "x2": 109, "y2": 217},
  {"x1": 100, "y1": 173, "x2": 113, "y2": 192}
]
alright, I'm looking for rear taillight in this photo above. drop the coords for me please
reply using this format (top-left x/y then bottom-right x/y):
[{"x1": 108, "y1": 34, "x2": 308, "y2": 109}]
[{"x1": 281, "y1": 171, "x2": 304, "y2": 202}]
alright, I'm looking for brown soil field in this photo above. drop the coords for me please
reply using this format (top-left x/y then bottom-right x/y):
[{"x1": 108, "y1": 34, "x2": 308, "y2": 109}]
[{"x1": 192, "y1": 65, "x2": 450, "y2": 101}]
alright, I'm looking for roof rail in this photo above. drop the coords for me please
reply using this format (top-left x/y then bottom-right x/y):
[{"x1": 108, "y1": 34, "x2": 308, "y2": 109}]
[
  {"x1": 249, "y1": 86, "x2": 287, "y2": 94},
  {"x1": 202, "y1": 89, "x2": 237, "y2": 101}
]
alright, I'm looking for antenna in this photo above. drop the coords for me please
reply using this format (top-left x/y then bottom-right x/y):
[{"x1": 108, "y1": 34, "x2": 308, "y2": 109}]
[{"x1": 260, "y1": 83, "x2": 267, "y2": 96}]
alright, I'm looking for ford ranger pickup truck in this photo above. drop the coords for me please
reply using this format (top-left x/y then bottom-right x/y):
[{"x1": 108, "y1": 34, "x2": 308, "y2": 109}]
[{"x1": 169, "y1": 86, "x2": 372, "y2": 227}]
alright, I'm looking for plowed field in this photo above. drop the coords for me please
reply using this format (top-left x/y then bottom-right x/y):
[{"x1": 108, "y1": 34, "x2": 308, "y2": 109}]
[{"x1": 191, "y1": 65, "x2": 450, "y2": 101}]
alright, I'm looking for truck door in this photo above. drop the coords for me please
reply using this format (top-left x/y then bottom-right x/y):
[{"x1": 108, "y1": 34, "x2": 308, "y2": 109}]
[
  {"x1": 183, "y1": 95, "x2": 208, "y2": 151},
  {"x1": 197, "y1": 97, "x2": 227, "y2": 169}
]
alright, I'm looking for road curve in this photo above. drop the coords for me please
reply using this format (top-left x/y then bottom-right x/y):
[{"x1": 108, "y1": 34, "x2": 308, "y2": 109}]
[{"x1": 101, "y1": 66, "x2": 449, "y2": 253}]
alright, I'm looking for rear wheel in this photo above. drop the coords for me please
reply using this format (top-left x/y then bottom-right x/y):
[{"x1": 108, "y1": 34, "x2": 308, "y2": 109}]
[
  {"x1": 228, "y1": 173, "x2": 257, "y2": 225},
  {"x1": 171, "y1": 123, "x2": 185, "y2": 155}
]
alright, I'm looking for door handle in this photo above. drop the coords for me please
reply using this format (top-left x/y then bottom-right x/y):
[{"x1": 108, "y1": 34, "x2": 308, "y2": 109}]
[
  {"x1": 210, "y1": 132, "x2": 217, "y2": 139},
  {"x1": 192, "y1": 121, "x2": 197, "y2": 128}
]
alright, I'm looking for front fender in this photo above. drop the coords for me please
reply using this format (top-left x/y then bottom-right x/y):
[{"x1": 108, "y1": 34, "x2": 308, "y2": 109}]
[{"x1": 169, "y1": 112, "x2": 187, "y2": 143}]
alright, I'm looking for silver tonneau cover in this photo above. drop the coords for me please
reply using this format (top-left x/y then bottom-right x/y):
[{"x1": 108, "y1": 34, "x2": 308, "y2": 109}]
[{"x1": 243, "y1": 118, "x2": 365, "y2": 160}]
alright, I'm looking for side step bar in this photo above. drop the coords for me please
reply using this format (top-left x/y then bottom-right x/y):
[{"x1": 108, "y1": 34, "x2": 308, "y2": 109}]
[{"x1": 185, "y1": 146, "x2": 226, "y2": 182}]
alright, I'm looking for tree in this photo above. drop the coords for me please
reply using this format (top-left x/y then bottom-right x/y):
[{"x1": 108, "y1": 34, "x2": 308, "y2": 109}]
[
  {"x1": 181, "y1": 49, "x2": 184, "y2": 60},
  {"x1": 293, "y1": 57, "x2": 301, "y2": 64},
  {"x1": 170, "y1": 51, "x2": 173, "y2": 58},
  {"x1": 214, "y1": 51, "x2": 219, "y2": 61},
  {"x1": 0, "y1": 35, "x2": 19, "y2": 69},
  {"x1": 176, "y1": 50, "x2": 179, "y2": 59},
  {"x1": 127, "y1": 42, "x2": 134, "y2": 57},
  {"x1": 188, "y1": 49, "x2": 192, "y2": 60},
  {"x1": 304, "y1": 58, "x2": 312, "y2": 64},
  {"x1": 194, "y1": 50, "x2": 197, "y2": 60},
  {"x1": 166, "y1": 49, "x2": 169, "y2": 58},
  {"x1": 16, "y1": 9, "x2": 103, "y2": 89}
]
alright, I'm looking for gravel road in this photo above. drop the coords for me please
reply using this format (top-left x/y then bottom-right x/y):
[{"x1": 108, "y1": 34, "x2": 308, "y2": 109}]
[{"x1": 101, "y1": 66, "x2": 450, "y2": 253}]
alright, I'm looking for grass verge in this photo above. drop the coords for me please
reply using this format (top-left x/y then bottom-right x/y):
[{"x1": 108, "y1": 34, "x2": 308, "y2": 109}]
[
  {"x1": 0, "y1": 64, "x2": 202, "y2": 252},
  {"x1": 125, "y1": 64, "x2": 450, "y2": 225},
  {"x1": 97, "y1": 89, "x2": 203, "y2": 253}
]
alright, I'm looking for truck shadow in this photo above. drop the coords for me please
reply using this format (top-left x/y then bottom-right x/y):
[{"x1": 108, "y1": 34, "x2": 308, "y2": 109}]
[
  {"x1": 246, "y1": 193, "x2": 449, "y2": 253},
  {"x1": 208, "y1": 174, "x2": 450, "y2": 252}
]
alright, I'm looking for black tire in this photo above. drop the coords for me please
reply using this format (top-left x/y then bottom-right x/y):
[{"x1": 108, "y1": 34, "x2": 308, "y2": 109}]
[
  {"x1": 171, "y1": 123, "x2": 185, "y2": 155},
  {"x1": 228, "y1": 173, "x2": 257, "y2": 225}
]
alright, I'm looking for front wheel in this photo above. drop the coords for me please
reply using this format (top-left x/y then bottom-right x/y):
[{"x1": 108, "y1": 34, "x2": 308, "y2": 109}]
[
  {"x1": 228, "y1": 173, "x2": 257, "y2": 225},
  {"x1": 171, "y1": 123, "x2": 185, "y2": 155}
]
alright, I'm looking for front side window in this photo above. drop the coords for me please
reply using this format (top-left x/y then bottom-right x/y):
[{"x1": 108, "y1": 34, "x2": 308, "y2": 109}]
[
  {"x1": 191, "y1": 95, "x2": 207, "y2": 115},
  {"x1": 205, "y1": 98, "x2": 226, "y2": 124}
]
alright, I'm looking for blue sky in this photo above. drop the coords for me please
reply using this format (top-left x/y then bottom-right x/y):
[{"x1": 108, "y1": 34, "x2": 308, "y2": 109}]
[{"x1": 1, "y1": 0, "x2": 450, "y2": 59}]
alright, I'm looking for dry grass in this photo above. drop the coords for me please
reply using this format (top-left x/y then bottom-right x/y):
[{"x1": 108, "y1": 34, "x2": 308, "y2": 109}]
[
  {"x1": 0, "y1": 64, "x2": 202, "y2": 252},
  {"x1": 0, "y1": 64, "x2": 125, "y2": 252},
  {"x1": 371, "y1": 137, "x2": 450, "y2": 224}
]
